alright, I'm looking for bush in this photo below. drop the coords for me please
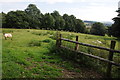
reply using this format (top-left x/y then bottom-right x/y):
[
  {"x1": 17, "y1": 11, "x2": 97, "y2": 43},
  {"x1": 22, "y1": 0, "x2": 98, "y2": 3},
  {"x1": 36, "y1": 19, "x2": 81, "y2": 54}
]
[
  {"x1": 90, "y1": 22, "x2": 106, "y2": 36},
  {"x1": 42, "y1": 39, "x2": 52, "y2": 43}
]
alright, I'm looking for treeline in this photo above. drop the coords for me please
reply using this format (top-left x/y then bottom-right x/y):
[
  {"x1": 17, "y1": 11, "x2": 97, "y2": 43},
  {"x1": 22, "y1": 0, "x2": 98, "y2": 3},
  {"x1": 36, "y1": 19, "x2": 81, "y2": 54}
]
[
  {"x1": 2, "y1": 4, "x2": 87, "y2": 33},
  {"x1": 1, "y1": 4, "x2": 120, "y2": 37}
]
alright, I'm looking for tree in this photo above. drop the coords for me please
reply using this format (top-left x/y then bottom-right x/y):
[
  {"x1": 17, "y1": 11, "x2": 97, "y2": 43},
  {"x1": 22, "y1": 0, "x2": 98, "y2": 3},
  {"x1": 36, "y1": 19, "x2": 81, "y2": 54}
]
[
  {"x1": 69, "y1": 15, "x2": 76, "y2": 31},
  {"x1": 75, "y1": 19, "x2": 86, "y2": 33},
  {"x1": 51, "y1": 10, "x2": 65, "y2": 30},
  {"x1": 107, "y1": 26, "x2": 112, "y2": 37},
  {"x1": 63, "y1": 14, "x2": 70, "y2": 31},
  {"x1": 111, "y1": 8, "x2": 120, "y2": 37},
  {"x1": 25, "y1": 4, "x2": 41, "y2": 29},
  {"x1": 3, "y1": 3, "x2": 87, "y2": 34},
  {"x1": 42, "y1": 13, "x2": 55, "y2": 29},
  {"x1": 5, "y1": 10, "x2": 29, "y2": 29},
  {"x1": 63, "y1": 14, "x2": 86, "y2": 33},
  {"x1": 25, "y1": 4, "x2": 41, "y2": 18},
  {"x1": 63, "y1": 14, "x2": 75, "y2": 31},
  {"x1": 90, "y1": 22, "x2": 106, "y2": 36},
  {"x1": 2, "y1": 12, "x2": 7, "y2": 28}
]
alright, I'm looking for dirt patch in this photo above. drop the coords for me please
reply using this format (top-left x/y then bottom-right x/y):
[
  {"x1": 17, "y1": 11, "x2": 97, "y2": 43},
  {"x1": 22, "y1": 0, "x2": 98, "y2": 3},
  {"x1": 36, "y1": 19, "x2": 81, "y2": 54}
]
[
  {"x1": 61, "y1": 69, "x2": 83, "y2": 78},
  {"x1": 26, "y1": 58, "x2": 32, "y2": 61},
  {"x1": 25, "y1": 58, "x2": 103, "y2": 78},
  {"x1": 61, "y1": 67, "x2": 103, "y2": 78}
]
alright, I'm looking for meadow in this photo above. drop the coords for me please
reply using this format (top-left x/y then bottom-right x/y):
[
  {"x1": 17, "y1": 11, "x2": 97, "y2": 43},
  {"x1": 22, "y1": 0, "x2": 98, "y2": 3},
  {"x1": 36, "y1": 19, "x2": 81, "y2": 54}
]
[{"x1": 1, "y1": 28, "x2": 120, "y2": 78}]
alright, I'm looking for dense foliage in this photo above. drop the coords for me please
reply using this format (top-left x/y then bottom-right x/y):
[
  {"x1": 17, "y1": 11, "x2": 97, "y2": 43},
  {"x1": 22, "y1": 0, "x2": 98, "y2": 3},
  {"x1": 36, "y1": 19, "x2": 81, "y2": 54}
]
[
  {"x1": 2, "y1": 4, "x2": 87, "y2": 33},
  {"x1": 110, "y1": 8, "x2": 120, "y2": 37},
  {"x1": 90, "y1": 22, "x2": 106, "y2": 36},
  {"x1": 5, "y1": 11, "x2": 29, "y2": 29}
]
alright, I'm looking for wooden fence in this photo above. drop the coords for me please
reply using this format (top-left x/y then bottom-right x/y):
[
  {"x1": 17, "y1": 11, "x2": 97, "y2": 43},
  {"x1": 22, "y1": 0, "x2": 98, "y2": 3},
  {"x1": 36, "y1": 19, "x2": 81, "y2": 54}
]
[{"x1": 56, "y1": 34, "x2": 120, "y2": 78}]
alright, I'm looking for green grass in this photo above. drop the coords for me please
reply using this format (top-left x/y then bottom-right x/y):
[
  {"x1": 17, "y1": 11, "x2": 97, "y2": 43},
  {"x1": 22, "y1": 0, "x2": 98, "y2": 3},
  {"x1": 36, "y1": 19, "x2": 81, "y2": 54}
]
[
  {"x1": 59, "y1": 31, "x2": 120, "y2": 78},
  {"x1": 61, "y1": 31, "x2": 120, "y2": 77},
  {"x1": 2, "y1": 29, "x2": 63, "y2": 78},
  {"x1": 1, "y1": 28, "x2": 120, "y2": 78}
]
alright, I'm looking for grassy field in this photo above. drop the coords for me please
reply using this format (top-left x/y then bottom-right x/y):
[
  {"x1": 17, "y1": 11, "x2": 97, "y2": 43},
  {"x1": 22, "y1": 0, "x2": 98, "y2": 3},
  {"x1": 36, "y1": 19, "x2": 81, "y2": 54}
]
[{"x1": 1, "y1": 28, "x2": 120, "y2": 78}]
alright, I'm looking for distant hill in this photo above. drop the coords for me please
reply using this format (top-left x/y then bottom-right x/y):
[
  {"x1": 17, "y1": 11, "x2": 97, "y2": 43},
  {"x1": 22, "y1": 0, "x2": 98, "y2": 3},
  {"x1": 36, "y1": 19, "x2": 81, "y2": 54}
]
[
  {"x1": 84, "y1": 20, "x2": 97, "y2": 24},
  {"x1": 83, "y1": 20, "x2": 96, "y2": 28},
  {"x1": 83, "y1": 20, "x2": 113, "y2": 28},
  {"x1": 101, "y1": 21, "x2": 113, "y2": 26}
]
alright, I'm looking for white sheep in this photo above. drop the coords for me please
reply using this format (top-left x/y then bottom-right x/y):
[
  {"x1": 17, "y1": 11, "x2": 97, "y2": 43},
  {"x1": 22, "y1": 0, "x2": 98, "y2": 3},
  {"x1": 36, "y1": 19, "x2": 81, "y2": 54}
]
[
  {"x1": 3, "y1": 33, "x2": 12, "y2": 40},
  {"x1": 92, "y1": 40, "x2": 102, "y2": 44},
  {"x1": 96, "y1": 40, "x2": 102, "y2": 44}
]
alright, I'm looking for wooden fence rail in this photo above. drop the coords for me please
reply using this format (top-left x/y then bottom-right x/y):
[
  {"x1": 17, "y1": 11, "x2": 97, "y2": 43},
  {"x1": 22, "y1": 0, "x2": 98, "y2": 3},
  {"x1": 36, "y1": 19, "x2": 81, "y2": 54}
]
[
  {"x1": 61, "y1": 38, "x2": 120, "y2": 53},
  {"x1": 56, "y1": 34, "x2": 120, "y2": 78}
]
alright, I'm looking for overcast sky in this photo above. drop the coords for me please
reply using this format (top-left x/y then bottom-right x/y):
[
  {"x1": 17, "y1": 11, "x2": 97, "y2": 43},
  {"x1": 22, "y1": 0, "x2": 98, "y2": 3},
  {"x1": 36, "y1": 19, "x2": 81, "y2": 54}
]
[{"x1": 0, "y1": 0, "x2": 120, "y2": 22}]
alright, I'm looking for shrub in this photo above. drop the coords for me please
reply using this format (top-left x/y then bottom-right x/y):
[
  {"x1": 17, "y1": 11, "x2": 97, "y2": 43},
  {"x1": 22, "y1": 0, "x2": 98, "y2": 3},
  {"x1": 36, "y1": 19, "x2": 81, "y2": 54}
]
[
  {"x1": 42, "y1": 39, "x2": 52, "y2": 43},
  {"x1": 90, "y1": 22, "x2": 106, "y2": 36}
]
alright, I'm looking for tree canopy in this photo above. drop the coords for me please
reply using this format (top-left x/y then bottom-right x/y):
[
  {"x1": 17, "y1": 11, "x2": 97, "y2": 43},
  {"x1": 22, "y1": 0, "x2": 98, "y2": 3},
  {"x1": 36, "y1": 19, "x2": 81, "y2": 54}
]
[
  {"x1": 110, "y1": 8, "x2": 120, "y2": 37},
  {"x1": 25, "y1": 4, "x2": 42, "y2": 29},
  {"x1": 25, "y1": 4, "x2": 41, "y2": 18},
  {"x1": 5, "y1": 10, "x2": 29, "y2": 29},
  {"x1": 2, "y1": 4, "x2": 88, "y2": 34},
  {"x1": 90, "y1": 22, "x2": 106, "y2": 36},
  {"x1": 2, "y1": 4, "x2": 120, "y2": 37}
]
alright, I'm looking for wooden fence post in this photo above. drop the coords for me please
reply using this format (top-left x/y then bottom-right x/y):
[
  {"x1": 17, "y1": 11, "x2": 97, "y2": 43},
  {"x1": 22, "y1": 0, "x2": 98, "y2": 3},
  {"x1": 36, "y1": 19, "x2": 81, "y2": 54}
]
[
  {"x1": 56, "y1": 32, "x2": 59, "y2": 46},
  {"x1": 75, "y1": 36, "x2": 79, "y2": 50},
  {"x1": 106, "y1": 40, "x2": 116, "y2": 78},
  {"x1": 56, "y1": 33, "x2": 62, "y2": 47},
  {"x1": 59, "y1": 34, "x2": 62, "y2": 47}
]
